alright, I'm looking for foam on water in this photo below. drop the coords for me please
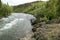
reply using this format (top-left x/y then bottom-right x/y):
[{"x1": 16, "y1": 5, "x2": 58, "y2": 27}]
[{"x1": 0, "y1": 13, "x2": 36, "y2": 40}]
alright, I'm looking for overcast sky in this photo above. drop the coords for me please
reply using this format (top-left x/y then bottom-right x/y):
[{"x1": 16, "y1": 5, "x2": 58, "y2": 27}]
[{"x1": 2, "y1": 0, "x2": 49, "y2": 6}]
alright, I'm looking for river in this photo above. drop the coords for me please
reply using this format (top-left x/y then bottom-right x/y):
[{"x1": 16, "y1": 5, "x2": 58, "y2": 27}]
[{"x1": 0, "y1": 13, "x2": 36, "y2": 40}]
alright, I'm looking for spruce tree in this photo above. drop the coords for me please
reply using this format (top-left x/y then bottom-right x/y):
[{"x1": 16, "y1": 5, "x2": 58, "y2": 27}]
[{"x1": 0, "y1": 0, "x2": 2, "y2": 8}]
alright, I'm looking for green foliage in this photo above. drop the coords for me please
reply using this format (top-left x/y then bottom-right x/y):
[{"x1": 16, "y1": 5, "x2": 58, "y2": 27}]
[
  {"x1": 0, "y1": 4, "x2": 13, "y2": 18},
  {"x1": 13, "y1": 1, "x2": 47, "y2": 20},
  {"x1": 44, "y1": 0, "x2": 58, "y2": 20},
  {"x1": 13, "y1": 0, "x2": 60, "y2": 20},
  {"x1": 0, "y1": 0, "x2": 2, "y2": 8}
]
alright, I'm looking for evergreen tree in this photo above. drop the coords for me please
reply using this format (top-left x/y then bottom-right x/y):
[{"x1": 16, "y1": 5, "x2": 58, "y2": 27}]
[{"x1": 0, "y1": 0, "x2": 2, "y2": 8}]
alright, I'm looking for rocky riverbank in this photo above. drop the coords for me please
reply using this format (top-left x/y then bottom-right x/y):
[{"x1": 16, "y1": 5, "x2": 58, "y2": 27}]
[
  {"x1": 32, "y1": 18, "x2": 60, "y2": 40},
  {"x1": 19, "y1": 17, "x2": 60, "y2": 40}
]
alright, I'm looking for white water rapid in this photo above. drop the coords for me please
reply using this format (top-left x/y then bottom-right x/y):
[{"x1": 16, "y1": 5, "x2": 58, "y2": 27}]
[{"x1": 0, "y1": 13, "x2": 36, "y2": 40}]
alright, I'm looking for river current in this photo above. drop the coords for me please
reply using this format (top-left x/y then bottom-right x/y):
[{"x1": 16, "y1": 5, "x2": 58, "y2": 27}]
[{"x1": 0, "y1": 13, "x2": 36, "y2": 40}]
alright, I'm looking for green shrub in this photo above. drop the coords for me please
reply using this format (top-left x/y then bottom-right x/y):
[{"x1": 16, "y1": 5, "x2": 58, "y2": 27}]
[{"x1": 0, "y1": 4, "x2": 13, "y2": 18}]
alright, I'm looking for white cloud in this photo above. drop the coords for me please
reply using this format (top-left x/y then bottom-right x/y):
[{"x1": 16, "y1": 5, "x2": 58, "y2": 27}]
[
  {"x1": 2, "y1": 0, "x2": 37, "y2": 6},
  {"x1": 40, "y1": 0, "x2": 49, "y2": 1},
  {"x1": 2, "y1": 0, "x2": 49, "y2": 6}
]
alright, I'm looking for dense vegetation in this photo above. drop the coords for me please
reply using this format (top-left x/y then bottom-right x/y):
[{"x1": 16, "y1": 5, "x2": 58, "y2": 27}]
[
  {"x1": 13, "y1": 1, "x2": 47, "y2": 20},
  {"x1": 0, "y1": 0, "x2": 13, "y2": 18},
  {"x1": 13, "y1": 0, "x2": 60, "y2": 21}
]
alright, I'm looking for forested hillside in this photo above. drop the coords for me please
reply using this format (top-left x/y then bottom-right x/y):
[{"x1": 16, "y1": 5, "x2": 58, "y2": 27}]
[
  {"x1": 13, "y1": 0, "x2": 60, "y2": 21},
  {"x1": 13, "y1": 1, "x2": 47, "y2": 22},
  {"x1": 13, "y1": 1, "x2": 46, "y2": 14}
]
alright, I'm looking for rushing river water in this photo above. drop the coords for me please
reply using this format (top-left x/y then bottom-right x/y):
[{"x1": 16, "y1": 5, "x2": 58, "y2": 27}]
[{"x1": 0, "y1": 13, "x2": 36, "y2": 40}]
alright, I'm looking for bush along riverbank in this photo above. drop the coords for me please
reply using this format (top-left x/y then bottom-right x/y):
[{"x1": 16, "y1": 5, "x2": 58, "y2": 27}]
[
  {"x1": 0, "y1": 0, "x2": 13, "y2": 18},
  {"x1": 0, "y1": 4, "x2": 13, "y2": 18}
]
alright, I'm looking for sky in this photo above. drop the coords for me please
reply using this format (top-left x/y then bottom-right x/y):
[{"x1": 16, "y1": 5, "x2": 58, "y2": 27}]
[{"x1": 2, "y1": 0, "x2": 49, "y2": 6}]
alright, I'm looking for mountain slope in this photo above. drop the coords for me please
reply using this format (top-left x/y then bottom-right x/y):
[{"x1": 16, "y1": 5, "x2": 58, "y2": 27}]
[{"x1": 13, "y1": 1, "x2": 46, "y2": 15}]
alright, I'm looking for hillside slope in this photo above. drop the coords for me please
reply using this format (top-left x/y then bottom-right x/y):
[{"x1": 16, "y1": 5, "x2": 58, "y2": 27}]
[{"x1": 13, "y1": 1, "x2": 46, "y2": 15}]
